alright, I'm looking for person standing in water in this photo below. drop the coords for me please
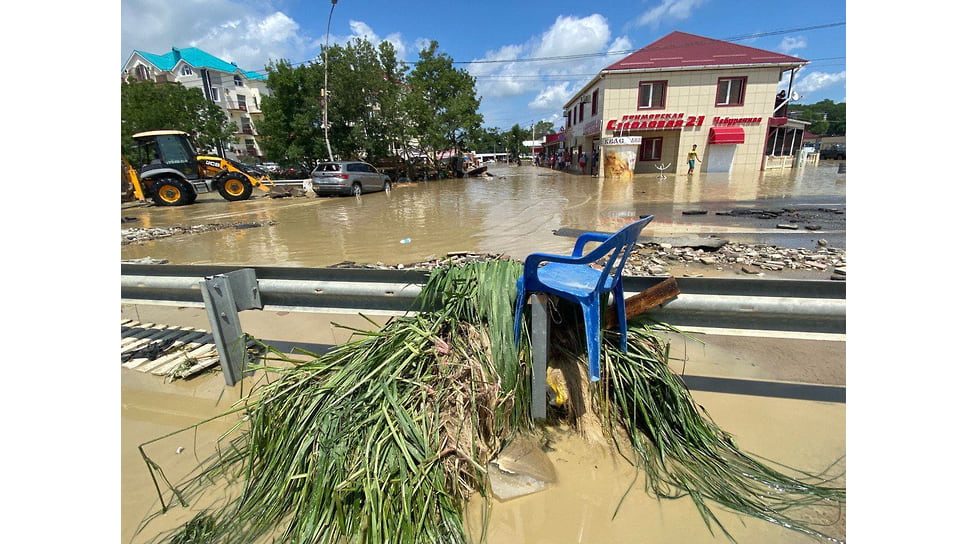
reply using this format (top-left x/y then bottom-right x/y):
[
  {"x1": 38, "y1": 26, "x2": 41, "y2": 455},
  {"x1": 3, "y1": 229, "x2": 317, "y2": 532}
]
[{"x1": 687, "y1": 144, "x2": 702, "y2": 174}]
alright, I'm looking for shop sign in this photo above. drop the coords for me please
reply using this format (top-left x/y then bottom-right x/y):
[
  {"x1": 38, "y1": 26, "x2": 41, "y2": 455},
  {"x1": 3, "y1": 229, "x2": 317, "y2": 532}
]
[
  {"x1": 713, "y1": 116, "x2": 763, "y2": 126},
  {"x1": 606, "y1": 112, "x2": 705, "y2": 132},
  {"x1": 601, "y1": 136, "x2": 642, "y2": 146}
]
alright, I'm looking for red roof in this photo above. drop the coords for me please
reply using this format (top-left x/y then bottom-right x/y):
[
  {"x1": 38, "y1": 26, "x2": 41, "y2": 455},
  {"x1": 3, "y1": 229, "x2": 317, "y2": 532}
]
[{"x1": 604, "y1": 31, "x2": 806, "y2": 72}]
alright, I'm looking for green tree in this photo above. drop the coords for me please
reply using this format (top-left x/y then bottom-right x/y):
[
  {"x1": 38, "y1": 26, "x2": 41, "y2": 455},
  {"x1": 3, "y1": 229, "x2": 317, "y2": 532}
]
[
  {"x1": 505, "y1": 124, "x2": 527, "y2": 161},
  {"x1": 533, "y1": 120, "x2": 556, "y2": 137},
  {"x1": 332, "y1": 38, "x2": 411, "y2": 161},
  {"x1": 788, "y1": 99, "x2": 846, "y2": 136},
  {"x1": 256, "y1": 59, "x2": 326, "y2": 167},
  {"x1": 121, "y1": 80, "x2": 235, "y2": 159},
  {"x1": 406, "y1": 40, "x2": 483, "y2": 172}
]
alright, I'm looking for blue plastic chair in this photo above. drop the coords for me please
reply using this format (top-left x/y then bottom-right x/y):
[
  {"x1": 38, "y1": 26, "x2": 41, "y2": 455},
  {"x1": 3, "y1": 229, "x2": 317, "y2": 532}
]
[{"x1": 513, "y1": 216, "x2": 654, "y2": 382}]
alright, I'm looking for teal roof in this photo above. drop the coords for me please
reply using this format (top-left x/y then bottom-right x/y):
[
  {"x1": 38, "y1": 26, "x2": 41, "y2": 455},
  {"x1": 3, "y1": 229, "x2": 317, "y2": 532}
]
[{"x1": 133, "y1": 47, "x2": 267, "y2": 81}]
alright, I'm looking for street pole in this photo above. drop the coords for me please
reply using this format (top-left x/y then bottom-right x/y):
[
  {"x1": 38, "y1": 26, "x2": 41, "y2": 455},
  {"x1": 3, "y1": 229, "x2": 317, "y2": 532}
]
[{"x1": 323, "y1": 0, "x2": 338, "y2": 163}]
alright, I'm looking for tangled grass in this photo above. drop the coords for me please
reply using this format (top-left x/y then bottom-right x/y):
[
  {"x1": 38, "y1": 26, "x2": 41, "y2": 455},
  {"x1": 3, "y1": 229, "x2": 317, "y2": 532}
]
[{"x1": 136, "y1": 259, "x2": 844, "y2": 544}]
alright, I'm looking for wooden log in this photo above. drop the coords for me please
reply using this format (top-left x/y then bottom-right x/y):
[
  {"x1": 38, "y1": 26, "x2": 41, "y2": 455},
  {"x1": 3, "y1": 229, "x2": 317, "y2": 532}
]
[{"x1": 605, "y1": 277, "x2": 680, "y2": 329}]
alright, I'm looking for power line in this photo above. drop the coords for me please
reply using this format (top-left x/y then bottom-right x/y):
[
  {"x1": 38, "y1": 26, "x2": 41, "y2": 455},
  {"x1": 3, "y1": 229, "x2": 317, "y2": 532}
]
[{"x1": 242, "y1": 22, "x2": 845, "y2": 75}]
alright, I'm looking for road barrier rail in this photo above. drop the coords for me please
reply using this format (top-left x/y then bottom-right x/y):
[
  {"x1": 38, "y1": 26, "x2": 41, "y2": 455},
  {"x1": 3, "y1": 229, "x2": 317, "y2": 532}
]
[{"x1": 122, "y1": 264, "x2": 845, "y2": 336}]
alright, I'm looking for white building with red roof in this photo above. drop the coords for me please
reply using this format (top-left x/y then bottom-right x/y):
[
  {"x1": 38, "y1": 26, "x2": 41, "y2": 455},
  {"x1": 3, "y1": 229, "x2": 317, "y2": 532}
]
[{"x1": 561, "y1": 31, "x2": 809, "y2": 176}]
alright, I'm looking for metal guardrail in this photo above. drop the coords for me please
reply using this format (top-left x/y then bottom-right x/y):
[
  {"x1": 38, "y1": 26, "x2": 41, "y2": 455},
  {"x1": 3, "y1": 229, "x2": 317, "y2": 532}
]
[{"x1": 121, "y1": 264, "x2": 845, "y2": 336}]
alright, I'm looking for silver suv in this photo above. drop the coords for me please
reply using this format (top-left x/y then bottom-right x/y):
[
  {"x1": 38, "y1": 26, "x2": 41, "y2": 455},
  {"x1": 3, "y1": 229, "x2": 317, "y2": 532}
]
[{"x1": 310, "y1": 161, "x2": 391, "y2": 197}]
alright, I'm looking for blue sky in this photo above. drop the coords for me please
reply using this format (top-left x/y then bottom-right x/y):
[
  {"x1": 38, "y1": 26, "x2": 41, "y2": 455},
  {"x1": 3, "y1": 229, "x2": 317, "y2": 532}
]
[{"x1": 121, "y1": 0, "x2": 846, "y2": 131}]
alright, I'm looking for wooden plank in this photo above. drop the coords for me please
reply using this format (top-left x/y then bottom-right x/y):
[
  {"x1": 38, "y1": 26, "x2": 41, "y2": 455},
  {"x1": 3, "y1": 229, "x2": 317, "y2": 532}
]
[
  {"x1": 120, "y1": 323, "x2": 163, "y2": 347},
  {"x1": 121, "y1": 327, "x2": 205, "y2": 368},
  {"x1": 605, "y1": 277, "x2": 681, "y2": 329},
  {"x1": 121, "y1": 325, "x2": 179, "y2": 353},
  {"x1": 150, "y1": 340, "x2": 219, "y2": 376},
  {"x1": 176, "y1": 338, "x2": 259, "y2": 379},
  {"x1": 136, "y1": 333, "x2": 214, "y2": 373}
]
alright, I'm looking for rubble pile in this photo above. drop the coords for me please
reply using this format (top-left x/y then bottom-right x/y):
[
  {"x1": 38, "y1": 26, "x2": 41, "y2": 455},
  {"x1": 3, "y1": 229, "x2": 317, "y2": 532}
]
[
  {"x1": 328, "y1": 251, "x2": 511, "y2": 271},
  {"x1": 121, "y1": 221, "x2": 277, "y2": 245},
  {"x1": 624, "y1": 241, "x2": 846, "y2": 279}
]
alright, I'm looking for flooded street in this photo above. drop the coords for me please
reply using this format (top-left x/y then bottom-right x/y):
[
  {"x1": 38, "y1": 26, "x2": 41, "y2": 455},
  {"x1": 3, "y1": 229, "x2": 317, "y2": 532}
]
[
  {"x1": 121, "y1": 162, "x2": 846, "y2": 543},
  {"x1": 121, "y1": 162, "x2": 845, "y2": 267}
]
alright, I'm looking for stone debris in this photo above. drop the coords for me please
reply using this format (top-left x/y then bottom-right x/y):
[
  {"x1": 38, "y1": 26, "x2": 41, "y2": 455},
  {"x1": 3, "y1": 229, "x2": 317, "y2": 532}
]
[
  {"x1": 622, "y1": 241, "x2": 846, "y2": 277},
  {"x1": 325, "y1": 242, "x2": 846, "y2": 280},
  {"x1": 121, "y1": 221, "x2": 278, "y2": 245},
  {"x1": 327, "y1": 251, "x2": 512, "y2": 271}
]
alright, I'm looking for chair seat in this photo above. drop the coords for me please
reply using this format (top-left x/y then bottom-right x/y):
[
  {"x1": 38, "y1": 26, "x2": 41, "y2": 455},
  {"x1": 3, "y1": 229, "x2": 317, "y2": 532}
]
[
  {"x1": 531, "y1": 262, "x2": 610, "y2": 300},
  {"x1": 514, "y1": 216, "x2": 654, "y2": 384}
]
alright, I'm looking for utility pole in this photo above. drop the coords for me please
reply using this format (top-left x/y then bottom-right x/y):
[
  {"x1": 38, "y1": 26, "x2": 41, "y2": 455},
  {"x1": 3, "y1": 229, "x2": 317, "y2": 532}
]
[{"x1": 323, "y1": 0, "x2": 338, "y2": 162}]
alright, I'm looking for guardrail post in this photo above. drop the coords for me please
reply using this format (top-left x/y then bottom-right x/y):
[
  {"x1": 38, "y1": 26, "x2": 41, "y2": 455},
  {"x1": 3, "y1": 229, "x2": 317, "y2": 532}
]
[
  {"x1": 530, "y1": 294, "x2": 549, "y2": 420},
  {"x1": 199, "y1": 269, "x2": 262, "y2": 386}
]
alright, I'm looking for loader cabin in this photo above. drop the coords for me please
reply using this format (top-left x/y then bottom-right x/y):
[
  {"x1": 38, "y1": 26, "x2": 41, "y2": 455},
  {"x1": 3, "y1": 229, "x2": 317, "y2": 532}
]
[{"x1": 131, "y1": 130, "x2": 200, "y2": 179}]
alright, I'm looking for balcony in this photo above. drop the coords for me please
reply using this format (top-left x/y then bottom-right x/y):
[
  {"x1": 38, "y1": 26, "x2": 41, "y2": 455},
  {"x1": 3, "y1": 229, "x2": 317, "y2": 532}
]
[{"x1": 227, "y1": 101, "x2": 248, "y2": 112}]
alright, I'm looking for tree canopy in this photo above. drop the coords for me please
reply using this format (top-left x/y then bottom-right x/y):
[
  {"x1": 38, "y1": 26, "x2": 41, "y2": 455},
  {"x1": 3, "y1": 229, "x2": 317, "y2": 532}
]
[
  {"x1": 788, "y1": 99, "x2": 846, "y2": 137},
  {"x1": 255, "y1": 39, "x2": 482, "y2": 171},
  {"x1": 121, "y1": 80, "x2": 235, "y2": 160}
]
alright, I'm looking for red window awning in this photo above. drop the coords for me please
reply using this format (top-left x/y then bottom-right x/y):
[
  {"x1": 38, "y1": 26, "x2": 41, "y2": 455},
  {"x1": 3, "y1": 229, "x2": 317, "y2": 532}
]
[{"x1": 708, "y1": 126, "x2": 745, "y2": 144}]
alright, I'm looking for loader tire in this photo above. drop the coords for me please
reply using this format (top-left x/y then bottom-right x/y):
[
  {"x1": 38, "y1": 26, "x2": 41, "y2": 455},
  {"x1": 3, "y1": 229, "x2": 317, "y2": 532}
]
[
  {"x1": 217, "y1": 172, "x2": 253, "y2": 201},
  {"x1": 151, "y1": 177, "x2": 193, "y2": 207}
]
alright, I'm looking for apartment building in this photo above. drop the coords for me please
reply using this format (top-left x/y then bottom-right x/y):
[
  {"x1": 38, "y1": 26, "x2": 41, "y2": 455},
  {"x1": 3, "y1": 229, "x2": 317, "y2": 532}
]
[{"x1": 122, "y1": 46, "x2": 269, "y2": 161}]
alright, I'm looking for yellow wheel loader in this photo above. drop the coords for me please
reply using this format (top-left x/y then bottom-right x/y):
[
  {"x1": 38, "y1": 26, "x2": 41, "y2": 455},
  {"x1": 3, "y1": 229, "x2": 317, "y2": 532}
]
[{"x1": 123, "y1": 130, "x2": 273, "y2": 206}]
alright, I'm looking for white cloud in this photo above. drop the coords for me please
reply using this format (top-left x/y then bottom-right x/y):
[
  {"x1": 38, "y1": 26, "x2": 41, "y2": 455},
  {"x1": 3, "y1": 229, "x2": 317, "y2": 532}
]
[
  {"x1": 529, "y1": 82, "x2": 575, "y2": 110},
  {"x1": 634, "y1": 0, "x2": 709, "y2": 28},
  {"x1": 328, "y1": 20, "x2": 411, "y2": 57},
  {"x1": 469, "y1": 13, "x2": 631, "y2": 111},
  {"x1": 533, "y1": 14, "x2": 612, "y2": 59},
  {"x1": 121, "y1": 0, "x2": 310, "y2": 71},
  {"x1": 779, "y1": 70, "x2": 847, "y2": 99},
  {"x1": 777, "y1": 35, "x2": 807, "y2": 54}
]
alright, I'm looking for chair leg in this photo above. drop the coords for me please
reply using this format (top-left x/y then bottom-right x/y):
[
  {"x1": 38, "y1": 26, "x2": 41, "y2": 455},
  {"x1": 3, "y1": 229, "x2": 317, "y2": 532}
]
[
  {"x1": 582, "y1": 296, "x2": 602, "y2": 382},
  {"x1": 615, "y1": 281, "x2": 628, "y2": 354},
  {"x1": 513, "y1": 279, "x2": 526, "y2": 347}
]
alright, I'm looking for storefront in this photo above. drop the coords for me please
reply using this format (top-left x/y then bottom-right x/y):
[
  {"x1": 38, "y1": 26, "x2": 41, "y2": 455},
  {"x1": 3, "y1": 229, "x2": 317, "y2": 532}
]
[{"x1": 561, "y1": 31, "x2": 809, "y2": 176}]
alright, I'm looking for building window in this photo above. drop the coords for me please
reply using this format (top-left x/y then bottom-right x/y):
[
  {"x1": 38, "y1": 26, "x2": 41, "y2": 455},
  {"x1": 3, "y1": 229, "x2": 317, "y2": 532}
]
[
  {"x1": 566, "y1": 110, "x2": 571, "y2": 127},
  {"x1": 639, "y1": 137, "x2": 662, "y2": 161},
  {"x1": 234, "y1": 75, "x2": 243, "y2": 87},
  {"x1": 591, "y1": 89, "x2": 598, "y2": 115},
  {"x1": 181, "y1": 65, "x2": 193, "y2": 76},
  {"x1": 716, "y1": 77, "x2": 746, "y2": 106},
  {"x1": 637, "y1": 81, "x2": 666, "y2": 109},
  {"x1": 135, "y1": 64, "x2": 150, "y2": 81},
  {"x1": 579, "y1": 103, "x2": 584, "y2": 123}
]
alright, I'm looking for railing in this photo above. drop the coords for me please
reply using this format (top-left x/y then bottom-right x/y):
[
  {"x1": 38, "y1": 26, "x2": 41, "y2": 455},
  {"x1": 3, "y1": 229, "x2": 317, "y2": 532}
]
[{"x1": 121, "y1": 265, "x2": 846, "y2": 336}]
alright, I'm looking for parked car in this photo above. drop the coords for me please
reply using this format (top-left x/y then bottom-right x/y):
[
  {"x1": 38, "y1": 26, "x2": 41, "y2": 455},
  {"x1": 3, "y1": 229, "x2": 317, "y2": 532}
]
[
  {"x1": 801, "y1": 143, "x2": 819, "y2": 154},
  {"x1": 820, "y1": 144, "x2": 846, "y2": 160},
  {"x1": 310, "y1": 161, "x2": 392, "y2": 197}
]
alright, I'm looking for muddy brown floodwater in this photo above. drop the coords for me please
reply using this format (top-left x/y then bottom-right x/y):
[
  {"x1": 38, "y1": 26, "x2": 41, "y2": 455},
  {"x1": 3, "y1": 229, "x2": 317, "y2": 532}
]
[
  {"x1": 121, "y1": 162, "x2": 845, "y2": 268},
  {"x1": 121, "y1": 162, "x2": 846, "y2": 543}
]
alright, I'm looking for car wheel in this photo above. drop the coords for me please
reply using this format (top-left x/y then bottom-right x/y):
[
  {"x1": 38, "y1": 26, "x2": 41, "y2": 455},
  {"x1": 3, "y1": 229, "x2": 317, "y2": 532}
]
[
  {"x1": 151, "y1": 177, "x2": 193, "y2": 206},
  {"x1": 217, "y1": 172, "x2": 253, "y2": 201},
  {"x1": 352, "y1": 182, "x2": 362, "y2": 197}
]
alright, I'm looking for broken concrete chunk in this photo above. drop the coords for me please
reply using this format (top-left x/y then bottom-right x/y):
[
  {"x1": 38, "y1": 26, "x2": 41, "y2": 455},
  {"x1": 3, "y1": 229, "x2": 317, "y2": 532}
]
[{"x1": 487, "y1": 434, "x2": 557, "y2": 501}]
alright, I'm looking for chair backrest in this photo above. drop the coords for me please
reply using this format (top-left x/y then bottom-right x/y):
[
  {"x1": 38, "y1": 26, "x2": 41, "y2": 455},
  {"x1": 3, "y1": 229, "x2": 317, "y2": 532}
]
[{"x1": 593, "y1": 216, "x2": 653, "y2": 292}]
